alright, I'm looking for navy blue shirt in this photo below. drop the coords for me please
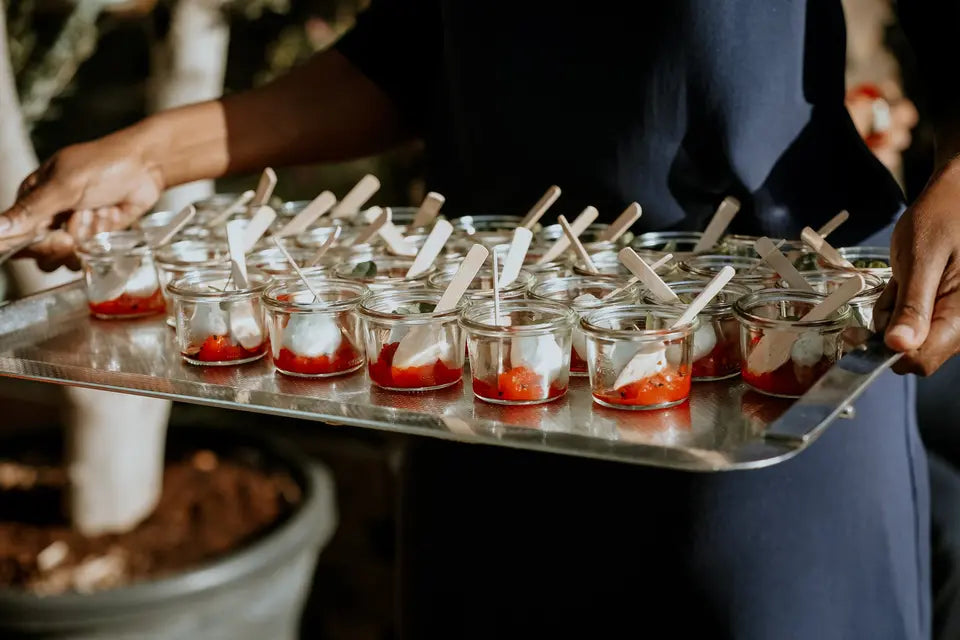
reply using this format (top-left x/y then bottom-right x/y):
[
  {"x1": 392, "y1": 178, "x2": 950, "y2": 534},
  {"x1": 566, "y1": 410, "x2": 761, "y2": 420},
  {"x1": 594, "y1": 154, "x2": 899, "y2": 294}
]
[{"x1": 338, "y1": 0, "x2": 909, "y2": 245}]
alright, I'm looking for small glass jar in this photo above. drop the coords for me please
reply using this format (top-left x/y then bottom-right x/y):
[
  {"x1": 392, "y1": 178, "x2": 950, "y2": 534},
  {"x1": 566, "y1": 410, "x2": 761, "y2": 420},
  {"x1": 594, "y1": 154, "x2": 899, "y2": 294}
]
[
  {"x1": 76, "y1": 231, "x2": 165, "y2": 319},
  {"x1": 193, "y1": 193, "x2": 244, "y2": 224},
  {"x1": 538, "y1": 222, "x2": 611, "y2": 245},
  {"x1": 427, "y1": 266, "x2": 534, "y2": 302},
  {"x1": 797, "y1": 270, "x2": 885, "y2": 339},
  {"x1": 632, "y1": 231, "x2": 705, "y2": 258},
  {"x1": 580, "y1": 304, "x2": 697, "y2": 410},
  {"x1": 529, "y1": 276, "x2": 641, "y2": 376},
  {"x1": 488, "y1": 243, "x2": 572, "y2": 282},
  {"x1": 135, "y1": 210, "x2": 210, "y2": 243},
  {"x1": 641, "y1": 280, "x2": 752, "y2": 381},
  {"x1": 679, "y1": 254, "x2": 779, "y2": 291},
  {"x1": 294, "y1": 227, "x2": 373, "y2": 266},
  {"x1": 392, "y1": 233, "x2": 467, "y2": 261},
  {"x1": 833, "y1": 246, "x2": 892, "y2": 282},
  {"x1": 262, "y1": 278, "x2": 366, "y2": 377},
  {"x1": 247, "y1": 246, "x2": 334, "y2": 279},
  {"x1": 210, "y1": 205, "x2": 282, "y2": 246},
  {"x1": 167, "y1": 269, "x2": 271, "y2": 366},
  {"x1": 154, "y1": 240, "x2": 230, "y2": 327},
  {"x1": 452, "y1": 214, "x2": 524, "y2": 235},
  {"x1": 460, "y1": 299, "x2": 576, "y2": 405},
  {"x1": 573, "y1": 250, "x2": 676, "y2": 280},
  {"x1": 335, "y1": 256, "x2": 433, "y2": 291},
  {"x1": 358, "y1": 290, "x2": 466, "y2": 391},
  {"x1": 734, "y1": 289, "x2": 851, "y2": 398}
]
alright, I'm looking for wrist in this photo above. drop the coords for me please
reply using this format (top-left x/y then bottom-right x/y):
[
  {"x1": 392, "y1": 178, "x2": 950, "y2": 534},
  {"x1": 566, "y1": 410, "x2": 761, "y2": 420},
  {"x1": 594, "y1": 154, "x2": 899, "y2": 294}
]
[{"x1": 128, "y1": 115, "x2": 172, "y2": 191}]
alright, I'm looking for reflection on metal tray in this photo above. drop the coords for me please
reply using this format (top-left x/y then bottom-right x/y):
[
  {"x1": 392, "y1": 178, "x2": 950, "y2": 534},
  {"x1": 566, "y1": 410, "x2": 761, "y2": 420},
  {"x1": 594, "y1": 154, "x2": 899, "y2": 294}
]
[{"x1": 0, "y1": 282, "x2": 900, "y2": 471}]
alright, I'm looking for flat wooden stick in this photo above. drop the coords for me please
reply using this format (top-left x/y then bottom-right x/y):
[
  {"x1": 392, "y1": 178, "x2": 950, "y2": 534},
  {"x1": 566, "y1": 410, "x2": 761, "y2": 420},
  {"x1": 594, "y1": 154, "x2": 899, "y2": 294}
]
[
  {"x1": 693, "y1": 196, "x2": 741, "y2": 253},
  {"x1": 307, "y1": 226, "x2": 342, "y2": 267},
  {"x1": 251, "y1": 168, "x2": 278, "y2": 206},
  {"x1": 149, "y1": 204, "x2": 197, "y2": 248},
  {"x1": 330, "y1": 174, "x2": 381, "y2": 219},
  {"x1": 519, "y1": 185, "x2": 561, "y2": 229},
  {"x1": 204, "y1": 190, "x2": 254, "y2": 228},
  {"x1": 405, "y1": 219, "x2": 453, "y2": 279},
  {"x1": 275, "y1": 191, "x2": 336, "y2": 237},
  {"x1": 559, "y1": 214, "x2": 597, "y2": 273},
  {"x1": 801, "y1": 227, "x2": 855, "y2": 269},
  {"x1": 755, "y1": 237, "x2": 815, "y2": 292},
  {"x1": 241, "y1": 206, "x2": 277, "y2": 253},
  {"x1": 672, "y1": 266, "x2": 736, "y2": 327},
  {"x1": 436, "y1": 244, "x2": 489, "y2": 312},
  {"x1": 536, "y1": 206, "x2": 598, "y2": 264},
  {"x1": 817, "y1": 210, "x2": 849, "y2": 238},
  {"x1": 226, "y1": 220, "x2": 250, "y2": 289},
  {"x1": 747, "y1": 274, "x2": 864, "y2": 374},
  {"x1": 352, "y1": 207, "x2": 390, "y2": 245},
  {"x1": 597, "y1": 202, "x2": 641, "y2": 242},
  {"x1": 601, "y1": 253, "x2": 673, "y2": 301},
  {"x1": 410, "y1": 192, "x2": 446, "y2": 228},
  {"x1": 618, "y1": 247, "x2": 680, "y2": 303},
  {"x1": 499, "y1": 227, "x2": 533, "y2": 287}
]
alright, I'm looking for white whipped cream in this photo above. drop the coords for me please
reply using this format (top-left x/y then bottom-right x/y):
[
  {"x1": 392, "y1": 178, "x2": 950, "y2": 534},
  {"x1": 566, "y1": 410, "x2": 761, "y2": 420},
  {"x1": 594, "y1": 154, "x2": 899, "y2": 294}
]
[{"x1": 282, "y1": 314, "x2": 342, "y2": 358}]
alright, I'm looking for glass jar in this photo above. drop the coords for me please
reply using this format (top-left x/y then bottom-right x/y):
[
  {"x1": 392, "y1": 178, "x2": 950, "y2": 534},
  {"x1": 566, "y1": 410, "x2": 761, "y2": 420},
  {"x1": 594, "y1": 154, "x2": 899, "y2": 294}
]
[
  {"x1": 135, "y1": 210, "x2": 210, "y2": 243},
  {"x1": 460, "y1": 299, "x2": 576, "y2": 405},
  {"x1": 832, "y1": 246, "x2": 893, "y2": 282},
  {"x1": 529, "y1": 276, "x2": 641, "y2": 376},
  {"x1": 154, "y1": 240, "x2": 230, "y2": 327},
  {"x1": 632, "y1": 231, "x2": 705, "y2": 258},
  {"x1": 734, "y1": 289, "x2": 851, "y2": 398},
  {"x1": 538, "y1": 222, "x2": 611, "y2": 245},
  {"x1": 247, "y1": 246, "x2": 334, "y2": 278},
  {"x1": 210, "y1": 205, "x2": 280, "y2": 245},
  {"x1": 76, "y1": 231, "x2": 165, "y2": 319},
  {"x1": 167, "y1": 269, "x2": 271, "y2": 366},
  {"x1": 488, "y1": 243, "x2": 572, "y2": 282},
  {"x1": 358, "y1": 290, "x2": 466, "y2": 391},
  {"x1": 573, "y1": 250, "x2": 676, "y2": 279},
  {"x1": 262, "y1": 278, "x2": 367, "y2": 377},
  {"x1": 335, "y1": 256, "x2": 433, "y2": 291},
  {"x1": 193, "y1": 193, "x2": 244, "y2": 224},
  {"x1": 294, "y1": 227, "x2": 374, "y2": 266},
  {"x1": 641, "y1": 280, "x2": 752, "y2": 381},
  {"x1": 797, "y1": 269, "x2": 885, "y2": 339},
  {"x1": 427, "y1": 265, "x2": 534, "y2": 302},
  {"x1": 452, "y1": 214, "x2": 524, "y2": 235},
  {"x1": 679, "y1": 254, "x2": 779, "y2": 291},
  {"x1": 580, "y1": 304, "x2": 697, "y2": 410}
]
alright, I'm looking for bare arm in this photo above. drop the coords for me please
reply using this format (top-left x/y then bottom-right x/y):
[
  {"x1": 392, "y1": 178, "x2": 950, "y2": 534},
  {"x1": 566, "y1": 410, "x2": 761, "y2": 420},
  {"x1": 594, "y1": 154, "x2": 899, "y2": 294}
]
[{"x1": 0, "y1": 49, "x2": 409, "y2": 268}]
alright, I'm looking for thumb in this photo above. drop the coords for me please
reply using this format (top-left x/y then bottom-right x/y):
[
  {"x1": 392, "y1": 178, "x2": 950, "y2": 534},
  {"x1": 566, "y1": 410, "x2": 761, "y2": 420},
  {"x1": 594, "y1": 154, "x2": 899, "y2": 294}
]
[{"x1": 885, "y1": 251, "x2": 944, "y2": 352}]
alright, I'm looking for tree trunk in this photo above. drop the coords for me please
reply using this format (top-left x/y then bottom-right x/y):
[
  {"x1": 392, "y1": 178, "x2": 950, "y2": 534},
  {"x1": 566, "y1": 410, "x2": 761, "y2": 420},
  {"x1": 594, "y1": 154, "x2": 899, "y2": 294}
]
[
  {"x1": 0, "y1": 1, "x2": 170, "y2": 536},
  {"x1": 149, "y1": 0, "x2": 229, "y2": 212}
]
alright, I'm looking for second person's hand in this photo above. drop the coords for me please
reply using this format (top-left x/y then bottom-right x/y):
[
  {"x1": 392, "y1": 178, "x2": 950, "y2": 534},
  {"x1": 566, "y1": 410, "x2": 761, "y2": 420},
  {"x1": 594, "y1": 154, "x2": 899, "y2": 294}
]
[{"x1": 0, "y1": 128, "x2": 166, "y2": 271}]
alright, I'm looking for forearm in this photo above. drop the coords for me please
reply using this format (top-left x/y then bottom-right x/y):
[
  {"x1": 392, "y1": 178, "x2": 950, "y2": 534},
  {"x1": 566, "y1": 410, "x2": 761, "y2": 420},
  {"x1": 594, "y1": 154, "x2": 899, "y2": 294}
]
[{"x1": 132, "y1": 49, "x2": 411, "y2": 189}]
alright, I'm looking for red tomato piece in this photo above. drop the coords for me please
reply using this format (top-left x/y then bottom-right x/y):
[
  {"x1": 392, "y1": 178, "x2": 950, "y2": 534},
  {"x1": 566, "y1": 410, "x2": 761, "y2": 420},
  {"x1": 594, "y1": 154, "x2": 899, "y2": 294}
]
[
  {"x1": 89, "y1": 289, "x2": 165, "y2": 318},
  {"x1": 368, "y1": 341, "x2": 461, "y2": 389},
  {"x1": 187, "y1": 335, "x2": 266, "y2": 363},
  {"x1": 594, "y1": 368, "x2": 691, "y2": 407},
  {"x1": 274, "y1": 339, "x2": 361, "y2": 376}
]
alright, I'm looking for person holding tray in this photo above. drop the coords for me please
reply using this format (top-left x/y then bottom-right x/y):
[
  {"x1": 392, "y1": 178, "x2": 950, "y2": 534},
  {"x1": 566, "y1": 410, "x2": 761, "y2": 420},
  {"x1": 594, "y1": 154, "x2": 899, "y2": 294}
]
[{"x1": 0, "y1": 2, "x2": 956, "y2": 637}]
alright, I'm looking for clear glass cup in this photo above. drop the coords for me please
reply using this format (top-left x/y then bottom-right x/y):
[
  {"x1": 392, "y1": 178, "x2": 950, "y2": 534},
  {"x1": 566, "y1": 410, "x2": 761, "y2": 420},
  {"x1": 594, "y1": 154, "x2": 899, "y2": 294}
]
[
  {"x1": 262, "y1": 278, "x2": 367, "y2": 377},
  {"x1": 167, "y1": 269, "x2": 271, "y2": 366},
  {"x1": 427, "y1": 265, "x2": 534, "y2": 302},
  {"x1": 76, "y1": 231, "x2": 165, "y2": 319},
  {"x1": 460, "y1": 299, "x2": 576, "y2": 405},
  {"x1": 734, "y1": 289, "x2": 851, "y2": 398},
  {"x1": 452, "y1": 214, "x2": 524, "y2": 235},
  {"x1": 718, "y1": 234, "x2": 819, "y2": 270},
  {"x1": 209, "y1": 205, "x2": 285, "y2": 247},
  {"x1": 632, "y1": 231, "x2": 705, "y2": 258},
  {"x1": 247, "y1": 246, "x2": 334, "y2": 278},
  {"x1": 529, "y1": 276, "x2": 641, "y2": 376},
  {"x1": 796, "y1": 269, "x2": 885, "y2": 341},
  {"x1": 135, "y1": 210, "x2": 210, "y2": 243},
  {"x1": 488, "y1": 243, "x2": 572, "y2": 282},
  {"x1": 294, "y1": 227, "x2": 374, "y2": 266},
  {"x1": 335, "y1": 256, "x2": 433, "y2": 291},
  {"x1": 572, "y1": 250, "x2": 676, "y2": 279},
  {"x1": 193, "y1": 193, "x2": 244, "y2": 224},
  {"x1": 679, "y1": 254, "x2": 779, "y2": 290},
  {"x1": 580, "y1": 304, "x2": 697, "y2": 410},
  {"x1": 641, "y1": 280, "x2": 752, "y2": 381},
  {"x1": 538, "y1": 222, "x2": 611, "y2": 244},
  {"x1": 276, "y1": 200, "x2": 345, "y2": 227},
  {"x1": 154, "y1": 240, "x2": 230, "y2": 327},
  {"x1": 358, "y1": 290, "x2": 466, "y2": 391},
  {"x1": 831, "y1": 246, "x2": 893, "y2": 282}
]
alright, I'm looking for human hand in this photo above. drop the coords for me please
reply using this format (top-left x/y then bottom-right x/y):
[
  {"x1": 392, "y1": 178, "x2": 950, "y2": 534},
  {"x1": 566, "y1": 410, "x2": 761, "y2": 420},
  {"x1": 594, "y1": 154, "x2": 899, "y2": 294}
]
[
  {"x1": 876, "y1": 159, "x2": 960, "y2": 375},
  {"x1": 0, "y1": 130, "x2": 165, "y2": 271}
]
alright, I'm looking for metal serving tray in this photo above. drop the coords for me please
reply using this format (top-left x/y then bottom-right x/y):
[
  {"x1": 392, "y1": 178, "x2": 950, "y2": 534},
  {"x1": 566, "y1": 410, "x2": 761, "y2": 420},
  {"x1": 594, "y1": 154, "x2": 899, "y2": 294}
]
[{"x1": 0, "y1": 282, "x2": 899, "y2": 471}]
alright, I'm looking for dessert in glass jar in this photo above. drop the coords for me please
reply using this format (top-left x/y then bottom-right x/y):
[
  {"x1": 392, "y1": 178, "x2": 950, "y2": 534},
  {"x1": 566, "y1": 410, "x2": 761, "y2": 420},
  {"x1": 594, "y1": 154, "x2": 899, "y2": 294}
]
[
  {"x1": 580, "y1": 304, "x2": 696, "y2": 410},
  {"x1": 641, "y1": 280, "x2": 751, "y2": 381},
  {"x1": 167, "y1": 268, "x2": 271, "y2": 365},
  {"x1": 262, "y1": 278, "x2": 366, "y2": 377},
  {"x1": 294, "y1": 226, "x2": 373, "y2": 268},
  {"x1": 679, "y1": 254, "x2": 779, "y2": 291},
  {"x1": 427, "y1": 265, "x2": 534, "y2": 302},
  {"x1": 796, "y1": 270, "x2": 885, "y2": 345},
  {"x1": 76, "y1": 231, "x2": 166, "y2": 319},
  {"x1": 631, "y1": 231, "x2": 705, "y2": 259},
  {"x1": 824, "y1": 246, "x2": 893, "y2": 282},
  {"x1": 358, "y1": 290, "x2": 465, "y2": 391},
  {"x1": 335, "y1": 256, "x2": 434, "y2": 292},
  {"x1": 460, "y1": 299, "x2": 576, "y2": 405},
  {"x1": 247, "y1": 246, "x2": 334, "y2": 278},
  {"x1": 734, "y1": 289, "x2": 851, "y2": 398},
  {"x1": 489, "y1": 243, "x2": 572, "y2": 282},
  {"x1": 154, "y1": 239, "x2": 230, "y2": 327},
  {"x1": 528, "y1": 276, "x2": 641, "y2": 376},
  {"x1": 135, "y1": 209, "x2": 210, "y2": 243},
  {"x1": 573, "y1": 250, "x2": 676, "y2": 280}
]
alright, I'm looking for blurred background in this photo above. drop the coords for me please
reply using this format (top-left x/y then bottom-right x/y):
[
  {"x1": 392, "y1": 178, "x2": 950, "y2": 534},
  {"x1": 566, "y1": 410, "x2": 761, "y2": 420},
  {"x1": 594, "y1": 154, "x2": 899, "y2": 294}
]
[{"x1": 0, "y1": 1, "x2": 950, "y2": 639}]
